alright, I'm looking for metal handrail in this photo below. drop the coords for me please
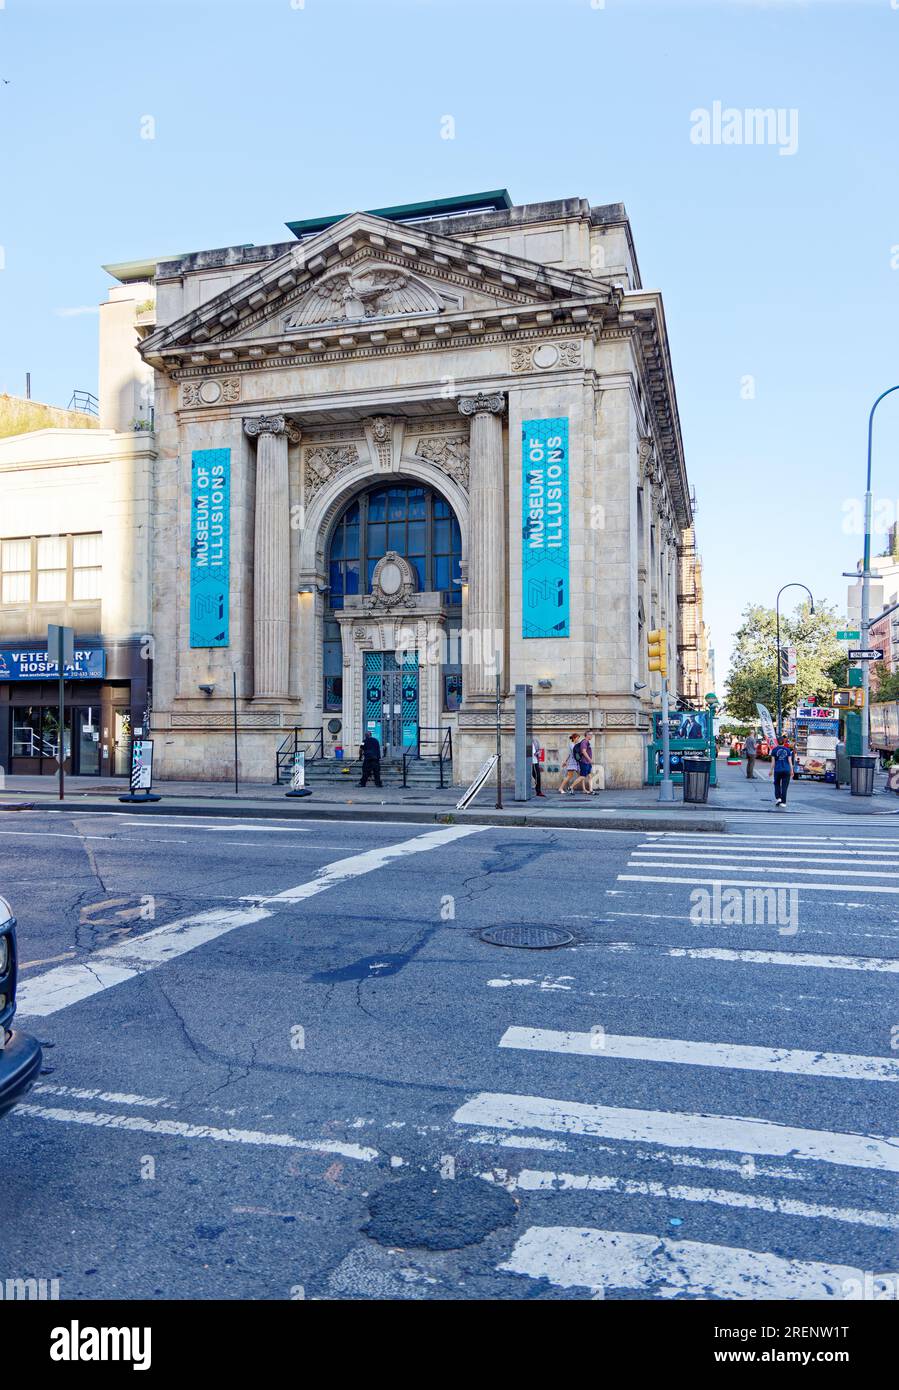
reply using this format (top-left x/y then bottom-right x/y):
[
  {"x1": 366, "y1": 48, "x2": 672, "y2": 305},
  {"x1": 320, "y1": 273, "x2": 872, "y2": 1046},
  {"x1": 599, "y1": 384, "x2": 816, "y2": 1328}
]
[
  {"x1": 274, "y1": 726, "x2": 325, "y2": 783},
  {"x1": 401, "y1": 726, "x2": 453, "y2": 788}
]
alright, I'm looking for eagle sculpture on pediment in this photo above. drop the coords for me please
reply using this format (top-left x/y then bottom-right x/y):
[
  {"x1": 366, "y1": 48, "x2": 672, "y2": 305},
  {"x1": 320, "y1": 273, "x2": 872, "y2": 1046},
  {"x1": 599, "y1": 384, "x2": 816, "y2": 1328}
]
[{"x1": 284, "y1": 263, "x2": 450, "y2": 329}]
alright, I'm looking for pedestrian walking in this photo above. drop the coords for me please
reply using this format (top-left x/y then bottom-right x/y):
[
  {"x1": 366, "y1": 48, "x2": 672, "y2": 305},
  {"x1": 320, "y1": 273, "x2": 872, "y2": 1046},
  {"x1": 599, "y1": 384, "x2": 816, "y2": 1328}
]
[
  {"x1": 358, "y1": 731, "x2": 383, "y2": 787},
  {"x1": 744, "y1": 731, "x2": 758, "y2": 779},
  {"x1": 572, "y1": 729, "x2": 595, "y2": 795},
  {"x1": 531, "y1": 735, "x2": 546, "y2": 797},
  {"x1": 558, "y1": 734, "x2": 580, "y2": 794},
  {"x1": 769, "y1": 737, "x2": 797, "y2": 807}
]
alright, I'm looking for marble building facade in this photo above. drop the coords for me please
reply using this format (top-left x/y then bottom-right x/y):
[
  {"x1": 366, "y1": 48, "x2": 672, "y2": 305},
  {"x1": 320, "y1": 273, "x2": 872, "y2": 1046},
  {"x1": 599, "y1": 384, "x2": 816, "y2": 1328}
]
[{"x1": 139, "y1": 193, "x2": 693, "y2": 786}]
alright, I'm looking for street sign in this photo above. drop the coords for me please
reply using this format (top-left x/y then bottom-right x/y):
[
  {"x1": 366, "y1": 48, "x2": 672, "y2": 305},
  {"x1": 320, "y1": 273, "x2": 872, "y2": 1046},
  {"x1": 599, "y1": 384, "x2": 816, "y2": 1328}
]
[
  {"x1": 848, "y1": 648, "x2": 883, "y2": 661},
  {"x1": 848, "y1": 667, "x2": 863, "y2": 688},
  {"x1": 47, "y1": 624, "x2": 74, "y2": 667},
  {"x1": 836, "y1": 629, "x2": 860, "y2": 642},
  {"x1": 130, "y1": 739, "x2": 154, "y2": 792}
]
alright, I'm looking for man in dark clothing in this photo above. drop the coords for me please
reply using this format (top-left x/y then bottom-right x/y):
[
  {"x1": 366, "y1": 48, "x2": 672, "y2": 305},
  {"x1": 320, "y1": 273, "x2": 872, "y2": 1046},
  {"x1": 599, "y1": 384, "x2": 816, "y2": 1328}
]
[
  {"x1": 744, "y1": 732, "x2": 758, "y2": 779},
  {"x1": 358, "y1": 732, "x2": 383, "y2": 787}
]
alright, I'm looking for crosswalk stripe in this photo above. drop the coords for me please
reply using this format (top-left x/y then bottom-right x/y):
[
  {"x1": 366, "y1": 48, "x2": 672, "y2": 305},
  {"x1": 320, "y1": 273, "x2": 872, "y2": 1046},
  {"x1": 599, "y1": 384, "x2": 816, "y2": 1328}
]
[
  {"x1": 619, "y1": 873, "x2": 899, "y2": 895},
  {"x1": 498, "y1": 1226, "x2": 863, "y2": 1297},
  {"x1": 647, "y1": 828, "x2": 899, "y2": 839},
  {"x1": 633, "y1": 845, "x2": 899, "y2": 856},
  {"x1": 628, "y1": 858, "x2": 899, "y2": 880},
  {"x1": 453, "y1": 1092, "x2": 899, "y2": 1173},
  {"x1": 490, "y1": 1169, "x2": 899, "y2": 1231},
  {"x1": 499, "y1": 1026, "x2": 899, "y2": 1083},
  {"x1": 667, "y1": 946, "x2": 899, "y2": 973}
]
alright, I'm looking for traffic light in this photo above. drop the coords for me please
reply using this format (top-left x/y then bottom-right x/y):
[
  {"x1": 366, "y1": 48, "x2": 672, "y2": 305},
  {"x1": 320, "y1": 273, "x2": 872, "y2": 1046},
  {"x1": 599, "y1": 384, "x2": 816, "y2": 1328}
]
[{"x1": 647, "y1": 629, "x2": 667, "y2": 679}]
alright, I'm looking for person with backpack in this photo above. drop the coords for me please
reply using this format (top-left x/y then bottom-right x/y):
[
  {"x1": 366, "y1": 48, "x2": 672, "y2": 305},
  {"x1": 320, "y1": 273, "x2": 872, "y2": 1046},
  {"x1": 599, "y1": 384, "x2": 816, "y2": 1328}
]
[{"x1": 769, "y1": 737, "x2": 798, "y2": 807}]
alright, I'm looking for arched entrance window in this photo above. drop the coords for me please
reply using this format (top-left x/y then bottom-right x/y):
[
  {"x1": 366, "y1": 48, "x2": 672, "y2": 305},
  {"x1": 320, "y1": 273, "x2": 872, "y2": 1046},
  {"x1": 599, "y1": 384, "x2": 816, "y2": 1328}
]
[{"x1": 322, "y1": 483, "x2": 463, "y2": 718}]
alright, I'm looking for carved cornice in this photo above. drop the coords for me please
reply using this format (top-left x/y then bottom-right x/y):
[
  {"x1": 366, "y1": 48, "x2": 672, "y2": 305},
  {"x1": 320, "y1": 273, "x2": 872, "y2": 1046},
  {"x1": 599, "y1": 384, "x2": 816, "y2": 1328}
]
[
  {"x1": 458, "y1": 392, "x2": 505, "y2": 418},
  {"x1": 243, "y1": 414, "x2": 302, "y2": 444}
]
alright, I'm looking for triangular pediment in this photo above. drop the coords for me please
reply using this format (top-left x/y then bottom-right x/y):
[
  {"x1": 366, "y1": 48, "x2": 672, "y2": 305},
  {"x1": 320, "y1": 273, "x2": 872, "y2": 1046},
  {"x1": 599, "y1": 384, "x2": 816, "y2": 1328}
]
[{"x1": 141, "y1": 210, "x2": 618, "y2": 363}]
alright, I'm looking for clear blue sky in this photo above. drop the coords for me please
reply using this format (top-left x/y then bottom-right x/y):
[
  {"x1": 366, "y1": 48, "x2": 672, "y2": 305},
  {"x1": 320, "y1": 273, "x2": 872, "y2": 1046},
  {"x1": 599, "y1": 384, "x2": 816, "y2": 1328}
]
[{"x1": 1, "y1": 0, "x2": 897, "y2": 681}]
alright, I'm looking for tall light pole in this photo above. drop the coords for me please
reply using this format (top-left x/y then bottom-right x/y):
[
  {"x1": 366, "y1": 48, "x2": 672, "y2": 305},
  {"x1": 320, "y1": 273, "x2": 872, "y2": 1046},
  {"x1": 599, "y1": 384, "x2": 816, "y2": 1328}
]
[
  {"x1": 859, "y1": 387, "x2": 899, "y2": 748},
  {"x1": 776, "y1": 584, "x2": 815, "y2": 738}
]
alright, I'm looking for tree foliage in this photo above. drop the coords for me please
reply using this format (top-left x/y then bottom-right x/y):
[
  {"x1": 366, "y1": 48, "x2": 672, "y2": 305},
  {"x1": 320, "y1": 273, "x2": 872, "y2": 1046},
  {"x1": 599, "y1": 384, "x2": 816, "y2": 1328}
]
[{"x1": 724, "y1": 601, "x2": 846, "y2": 722}]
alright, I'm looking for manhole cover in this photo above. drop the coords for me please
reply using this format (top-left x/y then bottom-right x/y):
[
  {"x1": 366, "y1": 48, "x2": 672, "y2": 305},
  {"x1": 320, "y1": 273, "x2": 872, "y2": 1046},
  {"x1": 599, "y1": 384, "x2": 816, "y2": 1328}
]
[
  {"x1": 479, "y1": 924, "x2": 575, "y2": 949},
  {"x1": 366, "y1": 1174, "x2": 516, "y2": 1250}
]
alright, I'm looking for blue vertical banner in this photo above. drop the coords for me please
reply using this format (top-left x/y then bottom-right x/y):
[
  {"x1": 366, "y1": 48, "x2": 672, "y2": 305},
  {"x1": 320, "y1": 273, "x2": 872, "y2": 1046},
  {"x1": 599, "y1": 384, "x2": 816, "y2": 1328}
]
[
  {"x1": 521, "y1": 417, "x2": 570, "y2": 638},
  {"x1": 190, "y1": 448, "x2": 231, "y2": 647}
]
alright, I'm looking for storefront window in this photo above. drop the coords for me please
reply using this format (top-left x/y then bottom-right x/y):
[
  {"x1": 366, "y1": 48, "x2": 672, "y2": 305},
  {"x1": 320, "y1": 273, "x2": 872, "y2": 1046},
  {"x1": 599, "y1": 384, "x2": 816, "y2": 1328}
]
[{"x1": 12, "y1": 706, "x2": 42, "y2": 757}]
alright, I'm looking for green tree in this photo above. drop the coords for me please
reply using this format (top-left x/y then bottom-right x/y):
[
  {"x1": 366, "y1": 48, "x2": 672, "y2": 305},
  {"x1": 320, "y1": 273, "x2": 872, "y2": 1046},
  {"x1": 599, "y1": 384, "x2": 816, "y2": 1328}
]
[
  {"x1": 872, "y1": 665, "x2": 899, "y2": 702},
  {"x1": 725, "y1": 601, "x2": 846, "y2": 723}
]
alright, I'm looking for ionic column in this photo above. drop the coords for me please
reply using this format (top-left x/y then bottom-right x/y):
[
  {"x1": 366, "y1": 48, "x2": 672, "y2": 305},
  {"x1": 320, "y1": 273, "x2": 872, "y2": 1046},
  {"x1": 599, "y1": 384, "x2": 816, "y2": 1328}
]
[
  {"x1": 243, "y1": 414, "x2": 301, "y2": 700},
  {"x1": 458, "y1": 392, "x2": 506, "y2": 698}
]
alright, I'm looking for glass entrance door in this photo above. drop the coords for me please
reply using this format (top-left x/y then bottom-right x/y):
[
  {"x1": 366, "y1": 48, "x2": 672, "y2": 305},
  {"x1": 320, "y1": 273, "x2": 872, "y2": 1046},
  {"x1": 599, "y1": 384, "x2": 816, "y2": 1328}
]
[
  {"x1": 112, "y1": 708, "x2": 132, "y2": 777},
  {"x1": 363, "y1": 652, "x2": 418, "y2": 757},
  {"x1": 75, "y1": 706, "x2": 101, "y2": 775}
]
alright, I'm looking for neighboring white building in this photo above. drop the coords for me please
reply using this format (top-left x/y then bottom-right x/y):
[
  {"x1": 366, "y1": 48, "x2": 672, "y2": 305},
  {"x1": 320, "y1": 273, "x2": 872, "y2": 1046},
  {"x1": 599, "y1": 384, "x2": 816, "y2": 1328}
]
[{"x1": 0, "y1": 277, "x2": 157, "y2": 777}]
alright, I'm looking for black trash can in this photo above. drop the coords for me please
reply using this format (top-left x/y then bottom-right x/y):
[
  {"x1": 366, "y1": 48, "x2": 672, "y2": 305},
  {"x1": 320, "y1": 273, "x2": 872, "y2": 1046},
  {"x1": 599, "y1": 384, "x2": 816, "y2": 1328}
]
[
  {"x1": 683, "y1": 757, "x2": 711, "y2": 804},
  {"x1": 850, "y1": 755, "x2": 876, "y2": 798}
]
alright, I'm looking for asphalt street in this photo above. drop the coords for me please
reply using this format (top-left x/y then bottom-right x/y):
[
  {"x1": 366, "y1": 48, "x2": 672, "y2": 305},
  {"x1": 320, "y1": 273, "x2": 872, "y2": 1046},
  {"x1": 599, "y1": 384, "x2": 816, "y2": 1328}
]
[{"x1": 2, "y1": 807, "x2": 898, "y2": 1300}]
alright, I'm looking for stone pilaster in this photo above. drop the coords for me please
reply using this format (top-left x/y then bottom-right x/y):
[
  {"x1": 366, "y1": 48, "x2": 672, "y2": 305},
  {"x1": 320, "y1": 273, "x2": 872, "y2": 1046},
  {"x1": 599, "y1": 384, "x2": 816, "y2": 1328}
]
[
  {"x1": 458, "y1": 392, "x2": 506, "y2": 698},
  {"x1": 243, "y1": 414, "x2": 301, "y2": 700}
]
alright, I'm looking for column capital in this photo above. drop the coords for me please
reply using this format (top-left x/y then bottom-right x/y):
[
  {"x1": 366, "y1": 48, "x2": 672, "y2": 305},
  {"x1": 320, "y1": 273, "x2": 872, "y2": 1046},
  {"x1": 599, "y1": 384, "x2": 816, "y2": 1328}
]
[
  {"x1": 457, "y1": 392, "x2": 505, "y2": 419},
  {"x1": 243, "y1": 413, "x2": 302, "y2": 444}
]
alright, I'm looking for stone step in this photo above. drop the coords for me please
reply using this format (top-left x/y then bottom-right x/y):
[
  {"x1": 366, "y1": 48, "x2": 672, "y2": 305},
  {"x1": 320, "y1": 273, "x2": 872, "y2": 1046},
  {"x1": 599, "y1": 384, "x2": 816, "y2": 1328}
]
[{"x1": 279, "y1": 758, "x2": 452, "y2": 787}]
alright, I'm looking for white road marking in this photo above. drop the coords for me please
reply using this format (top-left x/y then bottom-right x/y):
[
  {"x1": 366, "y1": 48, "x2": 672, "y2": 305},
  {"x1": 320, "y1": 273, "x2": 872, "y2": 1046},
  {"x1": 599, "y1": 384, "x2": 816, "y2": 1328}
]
[
  {"x1": 499, "y1": 1026, "x2": 899, "y2": 1083},
  {"x1": 499, "y1": 1226, "x2": 863, "y2": 1298},
  {"x1": 491, "y1": 1168, "x2": 899, "y2": 1231},
  {"x1": 668, "y1": 947, "x2": 899, "y2": 974},
  {"x1": 16, "y1": 823, "x2": 484, "y2": 1018},
  {"x1": 0, "y1": 829, "x2": 109, "y2": 840},
  {"x1": 32, "y1": 1083, "x2": 178, "y2": 1110},
  {"x1": 15, "y1": 1104, "x2": 379, "y2": 1161},
  {"x1": 629, "y1": 858, "x2": 899, "y2": 880},
  {"x1": 619, "y1": 874, "x2": 899, "y2": 896},
  {"x1": 634, "y1": 847, "x2": 899, "y2": 863},
  {"x1": 645, "y1": 833, "x2": 899, "y2": 846},
  {"x1": 453, "y1": 1092, "x2": 899, "y2": 1173}
]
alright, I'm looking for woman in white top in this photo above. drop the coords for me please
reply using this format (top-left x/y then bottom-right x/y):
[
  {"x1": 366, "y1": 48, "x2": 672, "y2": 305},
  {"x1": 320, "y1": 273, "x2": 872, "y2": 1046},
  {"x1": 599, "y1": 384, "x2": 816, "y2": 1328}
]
[{"x1": 558, "y1": 734, "x2": 580, "y2": 794}]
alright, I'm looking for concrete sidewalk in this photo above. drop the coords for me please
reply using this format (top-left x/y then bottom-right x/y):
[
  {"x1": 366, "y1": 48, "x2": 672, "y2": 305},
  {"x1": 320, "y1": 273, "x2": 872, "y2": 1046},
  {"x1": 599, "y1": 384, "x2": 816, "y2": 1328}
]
[{"x1": 2, "y1": 757, "x2": 896, "y2": 832}]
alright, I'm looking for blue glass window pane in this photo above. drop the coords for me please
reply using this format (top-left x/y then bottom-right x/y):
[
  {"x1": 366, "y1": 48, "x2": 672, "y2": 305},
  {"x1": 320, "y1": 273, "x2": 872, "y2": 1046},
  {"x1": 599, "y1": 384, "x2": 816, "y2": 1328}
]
[
  {"x1": 330, "y1": 527, "x2": 344, "y2": 560},
  {"x1": 368, "y1": 492, "x2": 387, "y2": 521},
  {"x1": 344, "y1": 560, "x2": 360, "y2": 595},
  {"x1": 434, "y1": 519, "x2": 451, "y2": 552},
  {"x1": 387, "y1": 489, "x2": 407, "y2": 519},
  {"x1": 368, "y1": 524, "x2": 386, "y2": 560},
  {"x1": 324, "y1": 619, "x2": 340, "y2": 641},
  {"x1": 329, "y1": 560, "x2": 344, "y2": 594},
  {"x1": 330, "y1": 595, "x2": 344, "y2": 610},
  {"x1": 345, "y1": 501, "x2": 360, "y2": 524},
  {"x1": 323, "y1": 642, "x2": 342, "y2": 675},
  {"x1": 451, "y1": 518, "x2": 461, "y2": 549},
  {"x1": 367, "y1": 558, "x2": 379, "y2": 589},
  {"x1": 407, "y1": 521, "x2": 426, "y2": 553},
  {"x1": 411, "y1": 556, "x2": 427, "y2": 590},
  {"x1": 345, "y1": 523, "x2": 360, "y2": 559},
  {"x1": 434, "y1": 555, "x2": 450, "y2": 590},
  {"x1": 387, "y1": 522, "x2": 406, "y2": 551},
  {"x1": 408, "y1": 489, "x2": 427, "y2": 519},
  {"x1": 434, "y1": 497, "x2": 450, "y2": 519}
]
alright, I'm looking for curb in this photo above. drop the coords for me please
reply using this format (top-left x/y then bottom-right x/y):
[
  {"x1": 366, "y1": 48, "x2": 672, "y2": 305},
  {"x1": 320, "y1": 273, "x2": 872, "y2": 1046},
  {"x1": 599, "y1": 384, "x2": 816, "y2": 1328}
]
[{"x1": 2, "y1": 797, "x2": 727, "y2": 834}]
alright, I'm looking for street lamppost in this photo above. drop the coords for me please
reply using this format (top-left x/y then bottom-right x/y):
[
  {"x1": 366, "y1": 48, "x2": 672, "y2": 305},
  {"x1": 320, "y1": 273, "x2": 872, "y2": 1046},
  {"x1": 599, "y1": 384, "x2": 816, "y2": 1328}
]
[
  {"x1": 776, "y1": 583, "x2": 815, "y2": 738},
  {"x1": 858, "y1": 387, "x2": 899, "y2": 749}
]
